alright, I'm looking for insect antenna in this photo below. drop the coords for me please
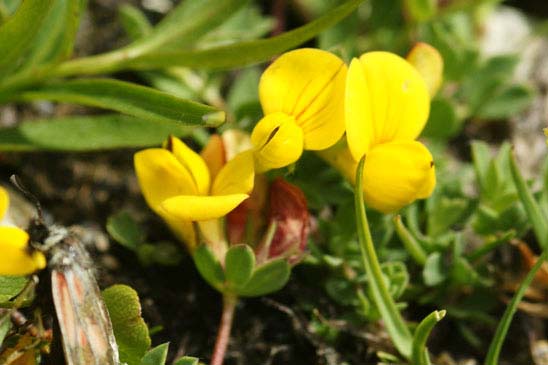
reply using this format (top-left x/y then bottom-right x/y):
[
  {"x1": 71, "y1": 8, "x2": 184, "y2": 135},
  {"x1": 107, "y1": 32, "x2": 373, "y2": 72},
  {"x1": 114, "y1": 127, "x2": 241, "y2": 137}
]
[{"x1": 10, "y1": 175, "x2": 50, "y2": 246}]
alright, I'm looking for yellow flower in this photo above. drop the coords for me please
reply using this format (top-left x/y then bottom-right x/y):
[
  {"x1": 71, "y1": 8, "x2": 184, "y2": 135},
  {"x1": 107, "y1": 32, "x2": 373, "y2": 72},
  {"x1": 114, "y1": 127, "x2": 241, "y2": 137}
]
[
  {"x1": 251, "y1": 48, "x2": 347, "y2": 172},
  {"x1": 323, "y1": 51, "x2": 436, "y2": 213},
  {"x1": 134, "y1": 135, "x2": 254, "y2": 252},
  {"x1": 0, "y1": 186, "x2": 46, "y2": 275}
]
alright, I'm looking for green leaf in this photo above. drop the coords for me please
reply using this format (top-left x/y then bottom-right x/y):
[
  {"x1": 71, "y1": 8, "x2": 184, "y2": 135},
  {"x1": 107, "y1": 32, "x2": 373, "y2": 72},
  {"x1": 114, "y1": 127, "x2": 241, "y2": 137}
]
[
  {"x1": 174, "y1": 356, "x2": 200, "y2": 365},
  {"x1": 0, "y1": 312, "x2": 11, "y2": 345},
  {"x1": 509, "y1": 149, "x2": 548, "y2": 248},
  {"x1": 140, "y1": 343, "x2": 169, "y2": 365},
  {"x1": 485, "y1": 250, "x2": 548, "y2": 365},
  {"x1": 0, "y1": 0, "x2": 54, "y2": 79},
  {"x1": 381, "y1": 261, "x2": 409, "y2": 299},
  {"x1": 224, "y1": 244, "x2": 255, "y2": 289},
  {"x1": 107, "y1": 211, "x2": 145, "y2": 250},
  {"x1": 102, "y1": 285, "x2": 151, "y2": 365},
  {"x1": 19, "y1": 0, "x2": 83, "y2": 70},
  {"x1": 137, "y1": 242, "x2": 183, "y2": 267},
  {"x1": 0, "y1": 114, "x2": 193, "y2": 152},
  {"x1": 411, "y1": 310, "x2": 446, "y2": 365},
  {"x1": 119, "y1": 4, "x2": 152, "y2": 41},
  {"x1": 426, "y1": 196, "x2": 469, "y2": 237},
  {"x1": 136, "y1": 0, "x2": 249, "y2": 50},
  {"x1": 19, "y1": 79, "x2": 224, "y2": 127},
  {"x1": 193, "y1": 245, "x2": 225, "y2": 291},
  {"x1": 477, "y1": 84, "x2": 535, "y2": 120},
  {"x1": 471, "y1": 141, "x2": 492, "y2": 193},
  {"x1": 422, "y1": 253, "x2": 446, "y2": 286},
  {"x1": 404, "y1": 0, "x2": 436, "y2": 22},
  {"x1": 126, "y1": 0, "x2": 364, "y2": 71},
  {"x1": 0, "y1": 276, "x2": 27, "y2": 304},
  {"x1": 197, "y1": 4, "x2": 274, "y2": 47},
  {"x1": 421, "y1": 98, "x2": 460, "y2": 139},
  {"x1": 237, "y1": 258, "x2": 291, "y2": 297}
]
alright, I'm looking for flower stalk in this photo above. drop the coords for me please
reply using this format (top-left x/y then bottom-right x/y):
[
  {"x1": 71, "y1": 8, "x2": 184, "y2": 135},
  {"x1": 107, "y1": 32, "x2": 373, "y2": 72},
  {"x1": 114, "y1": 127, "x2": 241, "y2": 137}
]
[
  {"x1": 211, "y1": 294, "x2": 238, "y2": 365},
  {"x1": 354, "y1": 156, "x2": 413, "y2": 359}
]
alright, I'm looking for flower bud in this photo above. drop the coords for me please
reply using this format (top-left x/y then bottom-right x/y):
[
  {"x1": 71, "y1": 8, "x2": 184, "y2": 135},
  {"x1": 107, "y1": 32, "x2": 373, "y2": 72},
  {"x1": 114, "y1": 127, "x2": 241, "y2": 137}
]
[{"x1": 267, "y1": 178, "x2": 309, "y2": 263}]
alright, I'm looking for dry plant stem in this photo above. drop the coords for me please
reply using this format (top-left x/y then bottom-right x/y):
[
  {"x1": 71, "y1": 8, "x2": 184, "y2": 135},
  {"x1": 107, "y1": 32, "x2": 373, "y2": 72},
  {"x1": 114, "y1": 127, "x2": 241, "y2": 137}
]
[{"x1": 211, "y1": 294, "x2": 238, "y2": 365}]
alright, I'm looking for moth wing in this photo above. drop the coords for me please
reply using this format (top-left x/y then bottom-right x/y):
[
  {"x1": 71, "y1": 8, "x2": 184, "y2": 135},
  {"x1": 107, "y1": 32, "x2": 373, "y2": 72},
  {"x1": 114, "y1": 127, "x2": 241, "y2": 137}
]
[{"x1": 51, "y1": 243, "x2": 119, "y2": 365}]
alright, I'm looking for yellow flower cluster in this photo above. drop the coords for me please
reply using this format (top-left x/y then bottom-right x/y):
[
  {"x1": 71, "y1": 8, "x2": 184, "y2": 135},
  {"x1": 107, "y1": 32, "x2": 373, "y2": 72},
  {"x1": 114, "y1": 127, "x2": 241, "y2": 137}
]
[
  {"x1": 251, "y1": 46, "x2": 438, "y2": 213},
  {"x1": 0, "y1": 187, "x2": 46, "y2": 275},
  {"x1": 135, "y1": 44, "x2": 442, "y2": 250}
]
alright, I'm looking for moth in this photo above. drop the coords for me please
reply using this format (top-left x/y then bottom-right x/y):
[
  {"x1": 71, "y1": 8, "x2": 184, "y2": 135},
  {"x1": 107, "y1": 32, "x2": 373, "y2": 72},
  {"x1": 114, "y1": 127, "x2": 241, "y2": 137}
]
[
  {"x1": 10, "y1": 178, "x2": 120, "y2": 365},
  {"x1": 38, "y1": 224, "x2": 120, "y2": 365}
]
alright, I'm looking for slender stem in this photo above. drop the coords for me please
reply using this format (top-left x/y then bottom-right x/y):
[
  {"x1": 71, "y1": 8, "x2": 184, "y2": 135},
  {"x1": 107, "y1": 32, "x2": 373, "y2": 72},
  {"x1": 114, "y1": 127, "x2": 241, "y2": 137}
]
[
  {"x1": 354, "y1": 156, "x2": 413, "y2": 359},
  {"x1": 393, "y1": 215, "x2": 427, "y2": 265},
  {"x1": 210, "y1": 294, "x2": 238, "y2": 365},
  {"x1": 484, "y1": 250, "x2": 548, "y2": 365}
]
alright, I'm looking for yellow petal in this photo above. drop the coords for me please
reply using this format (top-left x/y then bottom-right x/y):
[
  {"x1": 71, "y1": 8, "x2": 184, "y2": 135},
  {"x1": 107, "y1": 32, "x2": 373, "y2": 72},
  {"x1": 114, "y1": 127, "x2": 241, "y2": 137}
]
[
  {"x1": 161, "y1": 194, "x2": 249, "y2": 221},
  {"x1": 0, "y1": 227, "x2": 46, "y2": 276},
  {"x1": 406, "y1": 42, "x2": 444, "y2": 97},
  {"x1": 0, "y1": 186, "x2": 8, "y2": 219},
  {"x1": 345, "y1": 58, "x2": 374, "y2": 160},
  {"x1": 163, "y1": 216, "x2": 197, "y2": 252},
  {"x1": 167, "y1": 136, "x2": 210, "y2": 196},
  {"x1": 345, "y1": 52, "x2": 430, "y2": 161},
  {"x1": 251, "y1": 112, "x2": 303, "y2": 173},
  {"x1": 221, "y1": 129, "x2": 252, "y2": 160},
  {"x1": 362, "y1": 141, "x2": 436, "y2": 213},
  {"x1": 200, "y1": 134, "x2": 226, "y2": 183},
  {"x1": 134, "y1": 148, "x2": 198, "y2": 213},
  {"x1": 259, "y1": 48, "x2": 346, "y2": 150},
  {"x1": 212, "y1": 150, "x2": 255, "y2": 196}
]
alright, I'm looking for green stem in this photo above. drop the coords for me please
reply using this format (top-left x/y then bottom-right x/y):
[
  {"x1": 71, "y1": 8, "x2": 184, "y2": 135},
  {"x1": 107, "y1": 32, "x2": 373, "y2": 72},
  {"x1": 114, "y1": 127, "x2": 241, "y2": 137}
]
[
  {"x1": 508, "y1": 150, "x2": 548, "y2": 249},
  {"x1": 210, "y1": 294, "x2": 238, "y2": 365},
  {"x1": 393, "y1": 215, "x2": 427, "y2": 265},
  {"x1": 412, "y1": 310, "x2": 446, "y2": 365},
  {"x1": 354, "y1": 156, "x2": 413, "y2": 359},
  {"x1": 484, "y1": 250, "x2": 548, "y2": 365}
]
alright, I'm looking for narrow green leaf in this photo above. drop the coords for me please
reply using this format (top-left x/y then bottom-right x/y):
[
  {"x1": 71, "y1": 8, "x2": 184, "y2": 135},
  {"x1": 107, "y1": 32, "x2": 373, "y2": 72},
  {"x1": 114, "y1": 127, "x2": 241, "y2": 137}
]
[
  {"x1": 193, "y1": 245, "x2": 225, "y2": 291},
  {"x1": 174, "y1": 356, "x2": 199, "y2": 365},
  {"x1": 237, "y1": 258, "x2": 290, "y2": 297},
  {"x1": 107, "y1": 211, "x2": 145, "y2": 250},
  {"x1": 119, "y1": 4, "x2": 152, "y2": 41},
  {"x1": 135, "y1": 0, "x2": 249, "y2": 50},
  {"x1": 485, "y1": 250, "x2": 548, "y2": 365},
  {"x1": 19, "y1": 79, "x2": 224, "y2": 127},
  {"x1": 0, "y1": 276, "x2": 27, "y2": 304},
  {"x1": 0, "y1": 114, "x2": 193, "y2": 152},
  {"x1": 471, "y1": 141, "x2": 491, "y2": 192},
  {"x1": 225, "y1": 244, "x2": 255, "y2": 289},
  {"x1": 51, "y1": 0, "x2": 363, "y2": 77},
  {"x1": 412, "y1": 310, "x2": 446, "y2": 365},
  {"x1": 140, "y1": 343, "x2": 169, "y2": 365},
  {"x1": 102, "y1": 285, "x2": 151, "y2": 365},
  {"x1": 0, "y1": 312, "x2": 11, "y2": 345},
  {"x1": 0, "y1": 0, "x2": 54, "y2": 78},
  {"x1": 19, "y1": 0, "x2": 83, "y2": 70},
  {"x1": 508, "y1": 149, "x2": 548, "y2": 248},
  {"x1": 125, "y1": 0, "x2": 364, "y2": 71}
]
